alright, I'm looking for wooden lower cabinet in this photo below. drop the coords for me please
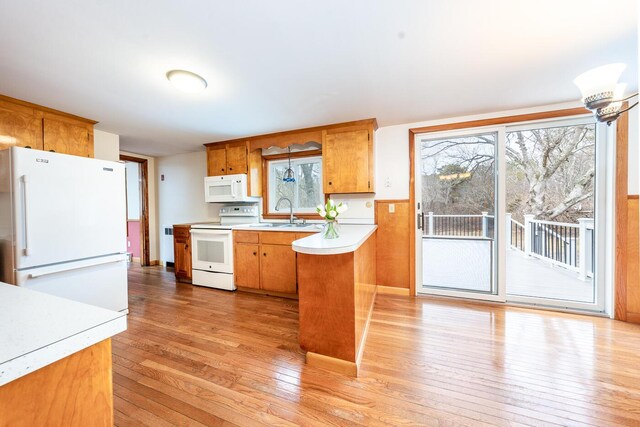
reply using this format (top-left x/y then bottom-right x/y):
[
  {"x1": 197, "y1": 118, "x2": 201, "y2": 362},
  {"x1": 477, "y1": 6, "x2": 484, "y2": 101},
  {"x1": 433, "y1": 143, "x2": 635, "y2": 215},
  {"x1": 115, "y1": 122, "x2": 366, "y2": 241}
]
[
  {"x1": 260, "y1": 244, "x2": 297, "y2": 294},
  {"x1": 173, "y1": 225, "x2": 192, "y2": 283},
  {"x1": 233, "y1": 231, "x2": 306, "y2": 296},
  {"x1": 235, "y1": 243, "x2": 260, "y2": 289}
]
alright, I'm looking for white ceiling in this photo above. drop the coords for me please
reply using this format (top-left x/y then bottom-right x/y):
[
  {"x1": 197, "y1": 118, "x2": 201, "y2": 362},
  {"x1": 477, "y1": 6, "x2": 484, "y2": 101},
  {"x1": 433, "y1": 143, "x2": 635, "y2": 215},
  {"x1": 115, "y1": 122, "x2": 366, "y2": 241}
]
[{"x1": 0, "y1": 0, "x2": 636, "y2": 156}]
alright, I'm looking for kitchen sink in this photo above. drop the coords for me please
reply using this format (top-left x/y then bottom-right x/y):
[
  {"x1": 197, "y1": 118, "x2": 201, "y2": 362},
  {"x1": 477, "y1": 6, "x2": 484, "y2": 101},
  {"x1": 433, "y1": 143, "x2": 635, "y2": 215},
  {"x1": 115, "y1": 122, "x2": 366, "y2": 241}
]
[{"x1": 248, "y1": 223, "x2": 320, "y2": 229}]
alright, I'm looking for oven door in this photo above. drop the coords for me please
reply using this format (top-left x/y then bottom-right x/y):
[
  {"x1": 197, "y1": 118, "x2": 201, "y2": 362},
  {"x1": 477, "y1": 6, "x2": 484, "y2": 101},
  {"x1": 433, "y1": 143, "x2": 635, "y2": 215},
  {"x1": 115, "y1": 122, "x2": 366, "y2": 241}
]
[{"x1": 190, "y1": 229, "x2": 233, "y2": 274}]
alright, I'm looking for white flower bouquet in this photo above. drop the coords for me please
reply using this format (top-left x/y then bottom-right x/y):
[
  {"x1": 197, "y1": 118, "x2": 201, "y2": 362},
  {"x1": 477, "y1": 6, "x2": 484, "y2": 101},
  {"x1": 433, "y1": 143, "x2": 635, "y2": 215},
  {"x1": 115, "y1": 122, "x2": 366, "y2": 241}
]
[{"x1": 317, "y1": 199, "x2": 347, "y2": 239}]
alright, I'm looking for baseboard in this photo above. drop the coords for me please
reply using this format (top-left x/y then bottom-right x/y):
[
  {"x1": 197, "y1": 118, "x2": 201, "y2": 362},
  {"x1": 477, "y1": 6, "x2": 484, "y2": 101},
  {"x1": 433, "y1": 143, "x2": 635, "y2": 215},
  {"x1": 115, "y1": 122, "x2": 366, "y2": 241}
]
[
  {"x1": 306, "y1": 352, "x2": 357, "y2": 377},
  {"x1": 149, "y1": 260, "x2": 159, "y2": 266},
  {"x1": 131, "y1": 257, "x2": 140, "y2": 263},
  {"x1": 377, "y1": 285, "x2": 410, "y2": 296},
  {"x1": 628, "y1": 312, "x2": 640, "y2": 324}
]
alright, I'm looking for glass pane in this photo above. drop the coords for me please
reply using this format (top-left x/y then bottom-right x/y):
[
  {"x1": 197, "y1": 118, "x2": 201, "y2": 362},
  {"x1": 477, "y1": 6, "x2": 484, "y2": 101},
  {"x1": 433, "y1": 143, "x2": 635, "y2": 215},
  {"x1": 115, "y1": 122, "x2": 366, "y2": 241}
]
[
  {"x1": 271, "y1": 164, "x2": 295, "y2": 209},
  {"x1": 505, "y1": 123, "x2": 596, "y2": 303},
  {"x1": 197, "y1": 240, "x2": 226, "y2": 264},
  {"x1": 269, "y1": 157, "x2": 322, "y2": 213},
  {"x1": 420, "y1": 132, "x2": 496, "y2": 294},
  {"x1": 296, "y1": 161, "x2": 321, "y2": 209}
]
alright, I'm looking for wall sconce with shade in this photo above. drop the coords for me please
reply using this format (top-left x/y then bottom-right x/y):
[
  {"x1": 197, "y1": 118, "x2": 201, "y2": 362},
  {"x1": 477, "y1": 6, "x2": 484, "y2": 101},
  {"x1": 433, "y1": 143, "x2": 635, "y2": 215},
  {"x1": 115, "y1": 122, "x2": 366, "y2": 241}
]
[{"x1": 574, "y1": 63, "x2": 638, "y2": 125}]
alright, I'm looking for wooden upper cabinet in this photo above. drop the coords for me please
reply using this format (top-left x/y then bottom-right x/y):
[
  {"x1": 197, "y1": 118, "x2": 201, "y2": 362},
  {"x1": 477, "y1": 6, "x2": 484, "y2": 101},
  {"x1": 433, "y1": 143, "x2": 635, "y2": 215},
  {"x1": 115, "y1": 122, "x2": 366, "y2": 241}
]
[
  {"x1": 43, "y1": 117, "x2": 93, "y2": 158},
  {"x1": 226, "y1": 144, "x2": 248, "y2": 174},
  {"x1": 0, "y1": 99, "x2": 42, "y2": 150},
  {"x1": 207, "y1": 146, "x2": 227, "y2": 176},
  {"x1": 323, "y1": 128, "x2": 373, "y2": 193},
  {"x1": 0, "y1": 95, "x2": 95, "y2": 157}
]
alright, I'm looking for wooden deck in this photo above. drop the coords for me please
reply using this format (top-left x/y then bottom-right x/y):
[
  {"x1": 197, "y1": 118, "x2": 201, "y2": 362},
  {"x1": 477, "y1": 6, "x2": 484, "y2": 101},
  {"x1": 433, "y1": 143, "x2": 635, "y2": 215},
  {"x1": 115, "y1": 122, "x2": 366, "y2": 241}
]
[
  {"x1": 114, "y1": 265, "x2": 640, "y2": 426},
  {"x1": 422, "y1": 238, "x2": 593, "y2": 303}
]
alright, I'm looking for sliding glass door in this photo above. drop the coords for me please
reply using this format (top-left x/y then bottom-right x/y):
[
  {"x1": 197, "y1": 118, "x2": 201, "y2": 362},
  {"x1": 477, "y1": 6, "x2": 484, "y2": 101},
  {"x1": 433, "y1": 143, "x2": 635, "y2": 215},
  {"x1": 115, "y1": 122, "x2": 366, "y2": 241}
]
[
  {"x1": 415, "y1": 117, "x2": 607, "y2": 312},
  {"x1": 415, "y1": 128, "x2": 505, "y2": 301}
]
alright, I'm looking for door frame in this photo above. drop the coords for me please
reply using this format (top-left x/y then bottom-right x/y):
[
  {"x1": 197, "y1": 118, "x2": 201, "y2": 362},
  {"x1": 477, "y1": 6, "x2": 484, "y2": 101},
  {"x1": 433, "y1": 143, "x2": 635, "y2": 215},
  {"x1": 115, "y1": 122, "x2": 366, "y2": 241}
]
[
  {"x1": 410, "y1": 109, "x2": 612, "y2": 313},
  {"x1": 408, "y1": 107, "x2": 591, "y2": 297},
  {"x1": 120, "y1": 154, "x2": 150, "y2": 267}
]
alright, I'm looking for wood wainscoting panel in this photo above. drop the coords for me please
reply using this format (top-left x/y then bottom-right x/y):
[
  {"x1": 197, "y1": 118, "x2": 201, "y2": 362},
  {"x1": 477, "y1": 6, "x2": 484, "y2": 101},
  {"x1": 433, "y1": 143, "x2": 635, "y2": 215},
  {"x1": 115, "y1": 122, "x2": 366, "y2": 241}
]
[
  {"x1": 375, "y1": 200, "x2": 410, "y2": 289},
  {"x1": 0, "y1": 339, "x2": 113, "y2": 426},
  {"x1": 628, "y1": 196, "x2": 640, "y2": 320},
  {"x1": 354, "y1": 232, "x2": 377, "y2": 365},
  {"x1": 298, "y1": 251, "x2": 356, "y2": 362}
]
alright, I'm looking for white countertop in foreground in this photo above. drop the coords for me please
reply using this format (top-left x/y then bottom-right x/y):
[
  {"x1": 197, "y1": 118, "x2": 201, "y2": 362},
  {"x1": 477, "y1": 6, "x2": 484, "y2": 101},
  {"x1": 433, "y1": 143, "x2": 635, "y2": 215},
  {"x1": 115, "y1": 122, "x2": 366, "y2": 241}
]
[
  {"x1": 0, "y1": 283, "x2": 127, "y2": 386},
  {"x1": 292, "y1": 224, "x2": 377, "y2": 255}
]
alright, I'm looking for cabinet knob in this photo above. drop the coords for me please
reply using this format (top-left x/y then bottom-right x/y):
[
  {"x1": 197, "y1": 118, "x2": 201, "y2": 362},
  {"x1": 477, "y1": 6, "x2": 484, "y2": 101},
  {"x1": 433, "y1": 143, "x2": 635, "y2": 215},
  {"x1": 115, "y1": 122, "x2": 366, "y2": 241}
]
[
  {"x1": 263, "y1": 253, "x2": 266, "y2": 257},
  {"x1": 229, "y1": 167, "x2": 233, "y2": 171},
  {"x1": 25, "y1": 145, "x2": 32, "y2": 149},
  {"x1": 221, "y1": 168, "x2": 225, "y2": 172},
  {"x1": 49, "y1": 150, "x2": 55, "y2": 153},
  {"x1": 328, "y1": 181, "x2": 332, "y2": 185},
  {"x1": 252, "y1": 251, "x2": 257, "y2": 256}
]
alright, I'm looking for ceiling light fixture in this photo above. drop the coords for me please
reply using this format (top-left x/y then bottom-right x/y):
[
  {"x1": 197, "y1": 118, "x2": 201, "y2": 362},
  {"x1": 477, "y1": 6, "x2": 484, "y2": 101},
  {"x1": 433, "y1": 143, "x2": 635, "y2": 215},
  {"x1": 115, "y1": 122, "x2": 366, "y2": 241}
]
[
  {"x1": 574, "y1": 63, "x2": 638, "y2": 125},
  {"x1": 166, "y1": 69, "x2": 207, "y2": 93}
]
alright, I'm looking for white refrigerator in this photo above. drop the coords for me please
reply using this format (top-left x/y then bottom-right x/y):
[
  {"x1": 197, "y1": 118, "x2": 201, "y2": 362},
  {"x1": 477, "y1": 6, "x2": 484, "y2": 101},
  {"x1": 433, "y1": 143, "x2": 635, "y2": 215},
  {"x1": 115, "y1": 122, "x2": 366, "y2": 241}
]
[{"x1": 0, "y1": 147, "x2": 128, "y2": 312}]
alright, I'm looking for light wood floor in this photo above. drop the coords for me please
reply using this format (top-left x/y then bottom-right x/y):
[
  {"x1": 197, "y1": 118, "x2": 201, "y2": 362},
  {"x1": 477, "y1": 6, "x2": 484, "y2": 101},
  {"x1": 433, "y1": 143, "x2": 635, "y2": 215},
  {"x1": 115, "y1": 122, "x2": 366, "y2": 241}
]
[{"x1": 114, "y1": 265, "x2": 640, "y2": 426}]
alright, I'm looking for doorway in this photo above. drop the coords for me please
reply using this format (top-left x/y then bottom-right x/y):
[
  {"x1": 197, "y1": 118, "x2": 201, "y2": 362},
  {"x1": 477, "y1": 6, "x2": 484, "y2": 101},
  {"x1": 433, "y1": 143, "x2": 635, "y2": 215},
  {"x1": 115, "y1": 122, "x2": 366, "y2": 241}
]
[
  {"x1": 120, "y1": 154, "x2": 150, "y2": 266},
  {"x1": 414, "y1": 116, "x2": 608, "y2": 312}
]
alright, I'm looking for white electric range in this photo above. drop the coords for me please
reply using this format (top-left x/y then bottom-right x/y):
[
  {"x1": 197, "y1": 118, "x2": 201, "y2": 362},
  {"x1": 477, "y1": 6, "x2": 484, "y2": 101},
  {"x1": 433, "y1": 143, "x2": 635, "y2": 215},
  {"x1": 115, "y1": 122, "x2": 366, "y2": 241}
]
[{"x1": 190, "y1": 205, "x2": 259, "y2": 290}]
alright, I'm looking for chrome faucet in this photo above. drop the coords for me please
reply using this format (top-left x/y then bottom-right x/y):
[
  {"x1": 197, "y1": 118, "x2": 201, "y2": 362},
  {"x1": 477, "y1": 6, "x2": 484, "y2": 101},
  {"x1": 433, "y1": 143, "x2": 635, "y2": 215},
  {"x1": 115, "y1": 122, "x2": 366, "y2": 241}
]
[{"x1": 275, "y1": 197, "x2": 297, "y2": 224}]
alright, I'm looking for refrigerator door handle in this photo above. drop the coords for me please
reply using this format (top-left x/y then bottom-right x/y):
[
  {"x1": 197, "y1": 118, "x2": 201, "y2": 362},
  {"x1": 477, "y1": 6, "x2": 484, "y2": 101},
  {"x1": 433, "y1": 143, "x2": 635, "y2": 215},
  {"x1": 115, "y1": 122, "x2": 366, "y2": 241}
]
[
  {"x1": 28, "y1": 256, "x2": 126, "y2": 279},
  {"x1": 21, "y1": 174, "x2": 30, "y2": 256}
]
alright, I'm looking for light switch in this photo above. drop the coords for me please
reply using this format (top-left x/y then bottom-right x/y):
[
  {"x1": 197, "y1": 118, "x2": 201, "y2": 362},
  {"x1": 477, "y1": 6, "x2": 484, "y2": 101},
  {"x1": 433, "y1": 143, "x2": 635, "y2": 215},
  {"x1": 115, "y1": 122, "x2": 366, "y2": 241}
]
[{"x1": 389, "y1": 203, "x2": 395, "y2": 213}]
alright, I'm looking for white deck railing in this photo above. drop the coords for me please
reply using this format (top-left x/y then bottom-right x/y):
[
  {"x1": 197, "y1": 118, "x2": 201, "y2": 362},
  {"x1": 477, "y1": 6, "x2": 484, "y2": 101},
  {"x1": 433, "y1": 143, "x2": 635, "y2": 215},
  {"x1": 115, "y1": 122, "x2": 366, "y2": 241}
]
[{"x1": 423, "y1": 212, "x2": 594, "y2": 281}]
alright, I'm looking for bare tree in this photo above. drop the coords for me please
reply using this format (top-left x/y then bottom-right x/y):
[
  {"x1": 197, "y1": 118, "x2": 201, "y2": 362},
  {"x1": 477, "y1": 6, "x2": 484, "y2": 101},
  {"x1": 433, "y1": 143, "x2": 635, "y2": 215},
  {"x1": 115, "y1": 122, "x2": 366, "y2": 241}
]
[{"x1": 419, "y1": 124, "x2": 595, "y2": 223}]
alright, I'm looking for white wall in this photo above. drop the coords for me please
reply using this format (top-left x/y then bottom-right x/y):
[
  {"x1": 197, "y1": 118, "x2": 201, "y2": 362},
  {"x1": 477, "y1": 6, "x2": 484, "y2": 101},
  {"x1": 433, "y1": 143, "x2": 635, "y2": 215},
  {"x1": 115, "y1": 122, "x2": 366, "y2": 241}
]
[
  {"x1": 157, "y1": 150, "x2": 223, "y2": 263},
  {"x1": 94, "y1": 129, "x2": 120, "y2": 161},
  {"x1": 120, "y1": 150, "x2": 160, "y2": 262},
  {"x1": 125, "y1": 162, "x2": 140, "y2": 220}
]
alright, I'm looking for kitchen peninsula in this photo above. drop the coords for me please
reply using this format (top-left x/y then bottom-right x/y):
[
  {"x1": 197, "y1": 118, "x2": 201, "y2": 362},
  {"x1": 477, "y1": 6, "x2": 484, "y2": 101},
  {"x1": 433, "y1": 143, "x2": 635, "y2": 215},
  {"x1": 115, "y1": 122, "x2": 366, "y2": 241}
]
[
  {"x1": 0, "y1": 283, "x2": 126, "y2": 425},
  {"x1": 293, "y1": 225, "x2": 377, "y2": 376}
]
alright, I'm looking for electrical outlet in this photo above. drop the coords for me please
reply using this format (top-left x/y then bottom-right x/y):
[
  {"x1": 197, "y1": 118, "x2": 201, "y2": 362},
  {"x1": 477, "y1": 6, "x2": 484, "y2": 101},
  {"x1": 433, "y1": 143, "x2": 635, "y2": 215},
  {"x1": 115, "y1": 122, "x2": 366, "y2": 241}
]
[
  {"x1": 127, "y1": 241, "x2": 131, "y2": 247},
  {"x1": 389, "y1": 203, "x2": 395, "y2": 213},
  {"x1": 385, "y1": 177, "x2": 391, "y2": 188}
]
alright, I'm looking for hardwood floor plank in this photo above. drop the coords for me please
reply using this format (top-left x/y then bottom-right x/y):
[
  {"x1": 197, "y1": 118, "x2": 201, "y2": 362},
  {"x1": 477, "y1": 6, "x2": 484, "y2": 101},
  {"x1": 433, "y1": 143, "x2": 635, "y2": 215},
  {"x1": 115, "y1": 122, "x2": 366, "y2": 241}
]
[{"x1": 113, "y1": 265, "x2": 640, "y2": 426}]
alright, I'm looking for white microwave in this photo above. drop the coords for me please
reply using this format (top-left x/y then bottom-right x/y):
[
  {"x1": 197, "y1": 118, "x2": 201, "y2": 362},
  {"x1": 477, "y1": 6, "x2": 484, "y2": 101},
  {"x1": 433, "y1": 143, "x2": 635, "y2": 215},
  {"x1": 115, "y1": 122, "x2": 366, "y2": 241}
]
[{"x1": 204, "y1": 174, "x2": 257, "y2": 203}]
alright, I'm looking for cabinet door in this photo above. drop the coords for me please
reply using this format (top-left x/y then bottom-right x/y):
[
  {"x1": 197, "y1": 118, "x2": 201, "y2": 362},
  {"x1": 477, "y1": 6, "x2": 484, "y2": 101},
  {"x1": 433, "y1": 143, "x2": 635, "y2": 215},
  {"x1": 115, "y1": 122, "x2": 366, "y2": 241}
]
[
  {"x1": 235, "y1": 243, "x2": 260, "y2": 289},
  {"x1": 0, "y1": 100, "x2": 42, "y2": 150},
  {"x1": 207, "y1": 146, "x2": 227, "y2": 176},
  {"x1": 226, "y1": 144, "x2": 248, "y2": 174},
  {"x1": 323, "y1": 129, "x2": 371, "y2": 193},
  {"x1": 173, "y1": 227, "x2": 192, "y2": 282},
  {"x1": 43, "y1": 118, "x2": 93, "y2": 157},
  {"x1": 260, "y1": 244, "x2": 297, "y2": 294}
]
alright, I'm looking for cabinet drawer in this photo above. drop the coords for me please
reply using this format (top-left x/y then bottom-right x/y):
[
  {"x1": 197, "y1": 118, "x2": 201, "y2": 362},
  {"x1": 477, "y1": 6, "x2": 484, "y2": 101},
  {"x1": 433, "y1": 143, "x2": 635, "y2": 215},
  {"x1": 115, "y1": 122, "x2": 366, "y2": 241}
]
[
  {"x1": 234, "y1": 230, "x2": 259, "y2": 244},
  {"x1": 259, "y1": 232, "x2": 297, "y2": 245}
]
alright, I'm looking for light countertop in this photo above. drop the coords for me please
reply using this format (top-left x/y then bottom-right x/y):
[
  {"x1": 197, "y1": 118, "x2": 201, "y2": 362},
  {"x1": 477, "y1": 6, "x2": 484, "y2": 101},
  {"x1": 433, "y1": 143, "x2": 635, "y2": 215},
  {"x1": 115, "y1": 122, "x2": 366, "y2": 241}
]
[
  {"x1": 292, "y1": 224, "x2": 377, "y2": 255},
  {"x1": 232, "y1": 223, "x2": 324, "y2": 232},
  {"x1": 0, "y1": 283, "x2": 127, "y2": 386}
]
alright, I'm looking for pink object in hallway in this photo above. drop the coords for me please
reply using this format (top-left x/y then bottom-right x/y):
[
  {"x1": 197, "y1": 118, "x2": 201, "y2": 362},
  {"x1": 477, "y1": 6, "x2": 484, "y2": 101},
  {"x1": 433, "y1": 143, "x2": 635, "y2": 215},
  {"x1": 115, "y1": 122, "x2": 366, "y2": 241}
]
[{"x1": 127, "y1": 220, "x2": 141, "y2": 258}]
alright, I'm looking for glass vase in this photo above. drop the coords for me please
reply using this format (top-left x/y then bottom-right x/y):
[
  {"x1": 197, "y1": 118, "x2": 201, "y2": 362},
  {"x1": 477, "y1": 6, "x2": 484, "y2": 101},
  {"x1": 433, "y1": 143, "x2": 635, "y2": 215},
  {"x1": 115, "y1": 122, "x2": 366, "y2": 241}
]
[{"x1": 322, "y1": 220, "x2": 340, "y2": 239}]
